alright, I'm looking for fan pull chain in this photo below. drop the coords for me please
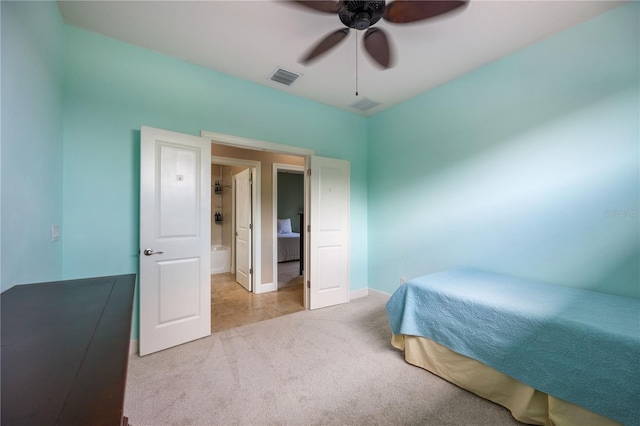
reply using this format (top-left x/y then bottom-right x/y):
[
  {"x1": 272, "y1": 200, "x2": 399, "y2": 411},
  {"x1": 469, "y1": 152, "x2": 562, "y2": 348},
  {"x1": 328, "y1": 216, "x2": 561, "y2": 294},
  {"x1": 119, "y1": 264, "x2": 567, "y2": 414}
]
[{"x1": 355, "y1": 31, "x2": 359, "y2": 96}]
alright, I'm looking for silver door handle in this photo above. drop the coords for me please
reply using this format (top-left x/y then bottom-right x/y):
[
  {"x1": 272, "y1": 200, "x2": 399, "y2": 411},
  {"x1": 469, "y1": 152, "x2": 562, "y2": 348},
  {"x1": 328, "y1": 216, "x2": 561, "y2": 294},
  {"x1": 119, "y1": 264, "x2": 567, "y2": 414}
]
[{"x1": 143, "y1": 248, "x2": 164, "y2": 256}]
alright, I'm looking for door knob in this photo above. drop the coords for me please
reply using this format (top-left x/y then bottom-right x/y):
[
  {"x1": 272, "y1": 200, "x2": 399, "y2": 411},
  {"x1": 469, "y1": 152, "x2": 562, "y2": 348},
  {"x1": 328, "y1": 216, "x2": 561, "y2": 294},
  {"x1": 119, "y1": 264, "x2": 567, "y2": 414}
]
[{"x1": 143, "y1": 248, "x2": 164, "y2": 256}]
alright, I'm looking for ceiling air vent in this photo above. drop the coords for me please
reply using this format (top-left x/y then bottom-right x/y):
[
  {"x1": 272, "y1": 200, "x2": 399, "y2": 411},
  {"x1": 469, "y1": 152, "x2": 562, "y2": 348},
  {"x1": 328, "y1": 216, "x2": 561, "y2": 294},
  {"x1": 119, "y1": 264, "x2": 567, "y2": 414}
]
[
  {"x1": 349, "y1": 97, "x2": 382, "y2": 112},
  {"x1": 270, "y1": 67, "x2": 300, "y2": 86}
]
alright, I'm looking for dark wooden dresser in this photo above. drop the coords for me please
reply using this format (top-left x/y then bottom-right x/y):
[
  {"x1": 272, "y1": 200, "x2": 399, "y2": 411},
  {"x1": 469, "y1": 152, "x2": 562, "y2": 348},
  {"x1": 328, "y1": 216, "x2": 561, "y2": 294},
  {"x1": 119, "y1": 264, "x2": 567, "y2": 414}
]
[{"x1": 1, "y1": 274, "x2": 136, "y2": 426}]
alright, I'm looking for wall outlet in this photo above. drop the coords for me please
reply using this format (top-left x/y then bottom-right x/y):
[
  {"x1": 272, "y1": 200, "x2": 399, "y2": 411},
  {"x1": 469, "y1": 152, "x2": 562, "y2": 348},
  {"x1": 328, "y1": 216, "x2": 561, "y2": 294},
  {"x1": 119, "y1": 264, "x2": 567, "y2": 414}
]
[
  {"x1": 51, "y1": 224, "x2": 60, "y2": 242},
  {"x1": 400, "y1": 276, "x2": 406, "y2": 284}
]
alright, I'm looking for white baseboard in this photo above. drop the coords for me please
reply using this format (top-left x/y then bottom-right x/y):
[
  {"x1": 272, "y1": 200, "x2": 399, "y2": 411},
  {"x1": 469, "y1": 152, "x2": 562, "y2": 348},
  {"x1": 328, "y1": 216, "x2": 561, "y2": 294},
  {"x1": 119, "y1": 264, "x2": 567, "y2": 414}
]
[
  {"x1": 350, "y1": 288, "x2": 369, "y2": 299},
  {"x1": 129, "y1": 339, "x2": 139, "y2": 355},
  {"x1": 367, "y1": 288, "x2": 392, "y2": 298},
  {"x1": 257, "y1": 281, "x2": 277, "y2": 293},
  {"x1": 351, "y1": 288, "x2": 391, "y2": 300}
]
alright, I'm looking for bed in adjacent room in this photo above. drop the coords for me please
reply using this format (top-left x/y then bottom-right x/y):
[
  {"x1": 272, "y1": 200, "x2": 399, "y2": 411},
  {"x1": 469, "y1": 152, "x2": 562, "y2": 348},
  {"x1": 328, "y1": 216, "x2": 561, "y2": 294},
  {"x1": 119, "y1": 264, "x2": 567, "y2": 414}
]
[
  {"x1": 386, "y1": 269, "x2": 640, "y2": 426},
  {"x1": 277, "y1": 218, "x2": 300, "y2": 262}
]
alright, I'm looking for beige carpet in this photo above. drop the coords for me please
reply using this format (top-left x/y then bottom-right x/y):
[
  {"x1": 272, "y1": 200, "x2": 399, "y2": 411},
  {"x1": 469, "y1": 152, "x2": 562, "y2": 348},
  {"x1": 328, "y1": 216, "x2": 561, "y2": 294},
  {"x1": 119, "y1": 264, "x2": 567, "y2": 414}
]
[{"x1": 124, "y1": 293, "x2": 524, "y2": 425}]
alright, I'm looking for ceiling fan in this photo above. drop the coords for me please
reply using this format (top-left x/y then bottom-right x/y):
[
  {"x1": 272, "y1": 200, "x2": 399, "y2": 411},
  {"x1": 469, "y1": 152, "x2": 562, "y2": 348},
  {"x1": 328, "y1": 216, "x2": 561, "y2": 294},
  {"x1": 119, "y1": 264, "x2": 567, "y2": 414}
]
[{"x1": 295, "y1": 0, "x2": 469, "y2": 69}]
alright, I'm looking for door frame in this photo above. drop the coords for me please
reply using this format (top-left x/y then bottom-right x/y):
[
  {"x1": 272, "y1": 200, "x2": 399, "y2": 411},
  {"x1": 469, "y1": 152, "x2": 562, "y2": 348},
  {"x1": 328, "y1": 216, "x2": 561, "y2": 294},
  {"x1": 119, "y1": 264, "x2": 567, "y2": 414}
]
[
  {"x1": 203, "y1": 131, "x2": 314, "y2": 306},
  {"x1": 273, "y1": 163, "x2": 305, "y2": 300},
  {"x1": 211, "y1": 156, "x2": 261, "y2": 292}
]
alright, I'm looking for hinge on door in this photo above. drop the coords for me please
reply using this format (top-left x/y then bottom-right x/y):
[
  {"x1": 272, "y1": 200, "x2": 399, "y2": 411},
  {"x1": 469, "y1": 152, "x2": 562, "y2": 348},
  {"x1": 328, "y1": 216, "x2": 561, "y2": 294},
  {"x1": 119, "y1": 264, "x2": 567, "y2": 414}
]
[
  {"x1": 307, "y1": 169, "x2": 311, "y2": 176},
  {"x1": 250, "y1": 268, "x2": 253, "y2": 275},
  {"x1": 249, "y1": 223, "x2": 253, "y2": 230},
  {"x1": 307, "y1": 280, "x2": 310, "y2": 289},
  {"x1": 307, "y1": 225, "x2": 310, "y2": 232}
]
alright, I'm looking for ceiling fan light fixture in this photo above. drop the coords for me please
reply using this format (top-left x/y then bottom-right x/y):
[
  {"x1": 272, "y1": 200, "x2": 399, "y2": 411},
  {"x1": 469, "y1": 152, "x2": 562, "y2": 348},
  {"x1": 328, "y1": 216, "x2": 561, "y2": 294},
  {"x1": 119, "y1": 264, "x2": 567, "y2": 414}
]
[{"x1": 339, "y1": 1, "x2": 385, "y2": 30}]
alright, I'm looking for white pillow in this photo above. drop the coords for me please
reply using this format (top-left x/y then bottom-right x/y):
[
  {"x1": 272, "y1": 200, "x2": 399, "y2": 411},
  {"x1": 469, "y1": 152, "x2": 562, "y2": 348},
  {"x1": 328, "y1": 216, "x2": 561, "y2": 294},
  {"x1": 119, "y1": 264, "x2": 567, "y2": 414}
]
[{"x1": 277, "y1": 218, "x2": 292, "y2": 234}]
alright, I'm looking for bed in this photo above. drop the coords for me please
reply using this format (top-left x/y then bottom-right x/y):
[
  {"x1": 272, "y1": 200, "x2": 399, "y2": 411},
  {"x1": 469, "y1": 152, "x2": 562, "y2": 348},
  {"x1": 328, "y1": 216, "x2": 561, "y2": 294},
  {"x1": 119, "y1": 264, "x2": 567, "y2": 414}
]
[
  {"x1": 277, "y1": 232, "x2": 300, "y2": 262},
  {"x1": 277, "y1": 218, "x2": 300, "y2": 263},
  {"x1": 386, "y1": 269, "x2": 640, "y2": 426}
]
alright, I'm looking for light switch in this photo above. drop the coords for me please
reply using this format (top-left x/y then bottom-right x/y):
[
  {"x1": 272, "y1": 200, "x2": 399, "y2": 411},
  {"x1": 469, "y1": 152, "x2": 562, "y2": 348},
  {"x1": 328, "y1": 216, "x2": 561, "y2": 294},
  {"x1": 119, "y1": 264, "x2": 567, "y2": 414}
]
[{"x1": 52, "y1": 224, "x2": 60, "y2": 242}]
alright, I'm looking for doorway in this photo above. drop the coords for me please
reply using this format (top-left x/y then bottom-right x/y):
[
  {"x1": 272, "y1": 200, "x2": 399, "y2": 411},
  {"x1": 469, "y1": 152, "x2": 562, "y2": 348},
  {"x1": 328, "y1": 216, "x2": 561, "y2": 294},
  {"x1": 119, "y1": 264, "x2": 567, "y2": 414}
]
[
  {"x1": 206, "y1": 133, "x2": 351, "y2": 311},
  {"x1": 139, "y1": 127, "x2": 351, "y2": 354},
  {"x1": 274, "y1": 164, "x2": 305, "y2": 295},
  {"x1": 210, "y1": 157, "x2": 258, "y2": 291},
  {"x1": 210, "y1": 146, "x2": 306, "y2": 333}
]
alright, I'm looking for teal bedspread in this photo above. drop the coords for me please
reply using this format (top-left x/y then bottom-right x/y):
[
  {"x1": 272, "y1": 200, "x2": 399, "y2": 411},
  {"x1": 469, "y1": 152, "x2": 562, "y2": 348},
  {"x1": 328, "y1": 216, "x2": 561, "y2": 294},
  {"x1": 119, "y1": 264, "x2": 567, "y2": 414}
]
[{"x1": 386, "y1": 269, "x2": 640, "y2": 426}]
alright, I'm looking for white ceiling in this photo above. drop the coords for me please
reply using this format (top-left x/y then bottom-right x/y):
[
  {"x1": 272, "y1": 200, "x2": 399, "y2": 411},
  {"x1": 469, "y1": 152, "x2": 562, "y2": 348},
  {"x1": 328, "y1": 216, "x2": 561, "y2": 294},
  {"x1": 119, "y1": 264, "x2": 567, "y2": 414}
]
[{"x1": 57, "y1": 0, "x2": 625, "y2": 116}]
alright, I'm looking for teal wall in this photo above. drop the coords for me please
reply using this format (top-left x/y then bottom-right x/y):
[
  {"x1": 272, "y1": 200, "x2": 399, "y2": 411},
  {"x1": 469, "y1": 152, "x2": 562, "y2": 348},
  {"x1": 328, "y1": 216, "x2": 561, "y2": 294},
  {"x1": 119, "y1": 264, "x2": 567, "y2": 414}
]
[
  {"x1": 368, "y1": 3, "x2": 639, "y2": 298},
  {"x1": 62, "y1": 25, "x2": 368, "y2": 283},
  {"x1": 1, "y1": 1, "x2": 64, "y2": 291},
  {"x1": 62, "y1": 26, "x2": 368, "y2": 337}
]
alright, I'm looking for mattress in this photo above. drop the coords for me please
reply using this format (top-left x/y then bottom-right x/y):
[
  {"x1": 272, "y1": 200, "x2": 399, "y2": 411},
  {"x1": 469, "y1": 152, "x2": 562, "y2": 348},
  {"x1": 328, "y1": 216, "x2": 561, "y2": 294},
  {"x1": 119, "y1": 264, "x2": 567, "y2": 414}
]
[
  {"x1": 386, "y1": 269, "x2": 640, "y2": 426},
  {"x1": 277, "y1": 232, "x2": 300, "y2": 262}
]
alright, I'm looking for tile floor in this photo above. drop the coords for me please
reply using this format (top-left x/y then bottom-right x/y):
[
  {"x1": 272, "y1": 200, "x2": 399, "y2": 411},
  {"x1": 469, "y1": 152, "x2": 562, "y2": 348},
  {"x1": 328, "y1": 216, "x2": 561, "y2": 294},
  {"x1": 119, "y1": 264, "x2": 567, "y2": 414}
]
[{"x1": 210, "y1": 261, "x2": 304, "y2": 333}]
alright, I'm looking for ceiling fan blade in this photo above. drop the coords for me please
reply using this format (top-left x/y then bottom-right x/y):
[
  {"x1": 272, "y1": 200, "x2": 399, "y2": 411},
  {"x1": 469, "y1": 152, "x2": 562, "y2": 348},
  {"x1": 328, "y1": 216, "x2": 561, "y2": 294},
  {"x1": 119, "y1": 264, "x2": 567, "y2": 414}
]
[
  {"x1": 300, "y1": 28, "x2": 350, "y2": 64},
  {"x1": 383, "y1": 0, "x2": 468, "y2": 24},
  {"x1": 363, "y1": 28, "x2": 392, "y2": 69},
  {"x1": 293, "y1": 1, "x2": 343, "y2": 14}
]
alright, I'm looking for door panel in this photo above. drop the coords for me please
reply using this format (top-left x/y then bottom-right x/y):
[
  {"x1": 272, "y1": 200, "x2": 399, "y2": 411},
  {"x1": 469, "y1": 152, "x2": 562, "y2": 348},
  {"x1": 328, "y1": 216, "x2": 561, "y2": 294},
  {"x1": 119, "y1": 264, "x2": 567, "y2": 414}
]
[
  {"x1": 158, "y1": 258, "x2": 200, "y2": 324},
  {"x1": 139, "y1": 126, "x2": 211, "y2": 356},
  {"x1": 235, "y1": 168, "x2": 252, "y2": 291},
  {"x1": 158, "y1": 145, "x2": 199, "y2": 237},
  {"x1": 309, "y1": 156, "x2": 350, "y2": 309}
]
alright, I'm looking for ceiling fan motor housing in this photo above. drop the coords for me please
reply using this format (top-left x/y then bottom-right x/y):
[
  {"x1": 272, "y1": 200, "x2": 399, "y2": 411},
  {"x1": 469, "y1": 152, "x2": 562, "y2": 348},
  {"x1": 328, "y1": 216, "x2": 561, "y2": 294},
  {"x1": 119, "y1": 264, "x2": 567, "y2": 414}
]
[{"x1": 339, "y1": 1, "x2": 385, "y2": 30}]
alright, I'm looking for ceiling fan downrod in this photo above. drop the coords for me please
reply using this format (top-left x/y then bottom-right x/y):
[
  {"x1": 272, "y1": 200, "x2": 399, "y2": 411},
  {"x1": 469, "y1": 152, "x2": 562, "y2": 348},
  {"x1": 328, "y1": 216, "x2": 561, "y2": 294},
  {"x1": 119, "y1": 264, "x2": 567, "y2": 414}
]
[
  {"x1": 354, "y1": 12, "x2": 371, "y2": 30},
  {"x1": 355, "y1": 31, "x2": 359, "y2": 96}
]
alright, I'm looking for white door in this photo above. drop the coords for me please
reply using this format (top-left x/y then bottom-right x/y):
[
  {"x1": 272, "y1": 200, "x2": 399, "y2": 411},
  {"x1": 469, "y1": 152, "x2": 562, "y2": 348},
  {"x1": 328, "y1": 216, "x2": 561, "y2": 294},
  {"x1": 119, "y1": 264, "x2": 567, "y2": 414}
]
[
  {"x1": 139, "y1": 126, "x2": 211, "y2": 356},
  {"x1": 309, "y1": 156, "x2": 350, "y2": 309},
  {"x1": 234, "y1": 168, "x2": 252, "y2": 291}
]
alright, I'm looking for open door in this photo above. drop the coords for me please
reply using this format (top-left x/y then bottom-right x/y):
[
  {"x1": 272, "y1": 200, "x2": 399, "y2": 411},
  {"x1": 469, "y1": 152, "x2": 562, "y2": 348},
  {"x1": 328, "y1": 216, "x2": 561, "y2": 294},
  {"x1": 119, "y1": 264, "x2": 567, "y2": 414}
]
[
  {"x1": 308, "y1": 156, "x2": 350, "y2": 309},
  {"x1": 234, "y1": 168, "x2": 252, "y2": 291},
  {"x1": 139, "y1": 126, "x2": 211, "y2": 356}
]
